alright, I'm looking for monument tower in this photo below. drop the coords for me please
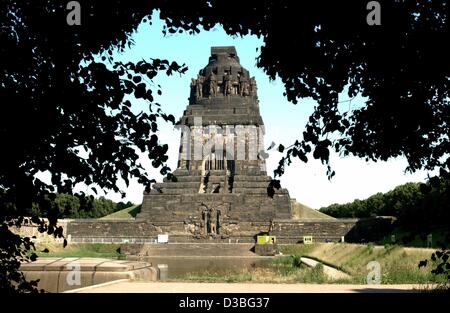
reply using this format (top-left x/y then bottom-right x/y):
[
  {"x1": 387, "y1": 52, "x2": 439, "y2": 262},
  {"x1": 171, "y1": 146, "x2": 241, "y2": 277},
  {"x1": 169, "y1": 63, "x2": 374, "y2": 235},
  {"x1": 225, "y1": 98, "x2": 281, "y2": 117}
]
[
  {"x1": 67, "y1": 47, "x2": 358, "y2": 245},
  {"x1": 138, "y1": 46, "x2": 292, "y2": 239}
]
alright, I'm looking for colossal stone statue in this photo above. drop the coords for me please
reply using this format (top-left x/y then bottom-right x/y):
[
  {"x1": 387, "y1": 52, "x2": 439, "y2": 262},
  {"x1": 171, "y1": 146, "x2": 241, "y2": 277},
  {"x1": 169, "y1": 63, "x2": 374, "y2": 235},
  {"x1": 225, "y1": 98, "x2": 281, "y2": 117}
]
[
  {"x1": 208, "y1": 72, "x2": 217, "y2": 97},
  {"x1": 223, "y1": 72, "x2": 233, "y2": 96},
  {"x1": 195, "y1": 74, "x2": 204, "y2": 99}
]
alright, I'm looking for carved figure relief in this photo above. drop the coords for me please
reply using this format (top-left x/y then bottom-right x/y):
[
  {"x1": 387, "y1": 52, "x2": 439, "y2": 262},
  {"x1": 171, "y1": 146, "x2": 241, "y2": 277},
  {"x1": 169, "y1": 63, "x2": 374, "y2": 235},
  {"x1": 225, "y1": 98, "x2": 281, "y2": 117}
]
[
  {"x1": 250, "y1": 76, "x2": 257, "y2": 97},
  {"x1": 223, "y1": 73, "x2": 233, "y2": 96},
  {"x1": 197, "y1": 202, "x2": 225, "y2": 236},
  {"x1": 208, "y1": 73, "x2": 217, "y2": 97},
  {"x1": 209, "y1": 206, "x2": 217, "y2": 234},
  {"x1": 239, "y1": 76, "x2": 250, "y2": 97},
  {"x1": 190, "y1": 72, "x2": 256, "y2": 98},
  {"x1": 195, "y1": 74, "x2": 204, "y2": 99}
]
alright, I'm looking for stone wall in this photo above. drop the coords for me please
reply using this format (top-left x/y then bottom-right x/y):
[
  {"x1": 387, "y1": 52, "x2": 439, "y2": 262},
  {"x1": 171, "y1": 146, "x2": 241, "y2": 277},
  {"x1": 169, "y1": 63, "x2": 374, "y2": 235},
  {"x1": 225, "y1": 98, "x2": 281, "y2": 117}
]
[
  {"x1": 65, "y1": 218, "x2": 377, "y2": 243},
  {"x1": 65, "y1": 217, "x2": 395, "y2": 244},
  {"x1": 67, "y1": 219, "x2": 160, "y2": 238},
  {"x1": 271, "y1": 219, "x2": 358, "y2": 243},
  {"x1": 10, "y1": 218, "x2": 71, "y2": 244}
]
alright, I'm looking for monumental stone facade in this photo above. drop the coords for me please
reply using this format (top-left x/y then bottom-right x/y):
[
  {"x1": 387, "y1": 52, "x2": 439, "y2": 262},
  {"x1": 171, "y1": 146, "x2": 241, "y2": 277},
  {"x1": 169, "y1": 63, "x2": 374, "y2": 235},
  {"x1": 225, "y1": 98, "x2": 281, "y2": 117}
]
[
  {"x1": 137, "y1": 46, "x2": 292, "y2": 238},
  {"x1": 62, "y1": 47, "x2": 396, "y2": 244}
]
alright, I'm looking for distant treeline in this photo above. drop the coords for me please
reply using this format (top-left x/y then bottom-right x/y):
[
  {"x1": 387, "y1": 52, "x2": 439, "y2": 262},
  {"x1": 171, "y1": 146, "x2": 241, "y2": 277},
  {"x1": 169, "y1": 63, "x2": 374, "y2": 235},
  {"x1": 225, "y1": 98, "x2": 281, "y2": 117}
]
[
  {"x1": 319, "y1": 179, "x2": 450, "y2": 230},
  {"x1": 31, "y1": 193, "x2": 135, "y2": 219}
]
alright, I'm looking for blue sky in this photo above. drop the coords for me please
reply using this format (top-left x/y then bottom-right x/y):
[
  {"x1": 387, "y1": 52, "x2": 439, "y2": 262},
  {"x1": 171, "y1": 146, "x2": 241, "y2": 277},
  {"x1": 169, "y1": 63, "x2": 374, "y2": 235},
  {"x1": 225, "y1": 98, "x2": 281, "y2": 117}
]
[{"x1": 75, "y1": 10, "x2": 434, "y2": 209}]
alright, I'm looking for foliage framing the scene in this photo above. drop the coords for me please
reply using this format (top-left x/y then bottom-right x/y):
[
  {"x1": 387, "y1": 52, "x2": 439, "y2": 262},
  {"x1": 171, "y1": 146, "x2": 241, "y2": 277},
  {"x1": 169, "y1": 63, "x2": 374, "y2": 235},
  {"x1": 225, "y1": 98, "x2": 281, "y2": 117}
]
[{"x1": 1, "y1": 0, "x2": 449, "y2": 291}]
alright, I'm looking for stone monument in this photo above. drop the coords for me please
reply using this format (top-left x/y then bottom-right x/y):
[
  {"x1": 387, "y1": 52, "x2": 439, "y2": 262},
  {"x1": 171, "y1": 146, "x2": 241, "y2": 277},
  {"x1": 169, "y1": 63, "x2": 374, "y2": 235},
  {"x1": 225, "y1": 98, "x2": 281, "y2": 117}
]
[{"x1": 137, "y1": 46, "x2": 292, "y2": 239}]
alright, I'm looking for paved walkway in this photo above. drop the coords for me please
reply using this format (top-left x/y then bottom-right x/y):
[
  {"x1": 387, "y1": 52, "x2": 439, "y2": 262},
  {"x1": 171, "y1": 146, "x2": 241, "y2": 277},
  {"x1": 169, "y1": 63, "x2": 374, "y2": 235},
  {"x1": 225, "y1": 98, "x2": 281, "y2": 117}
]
[{"x1": 71, "y1": 281, "x2": 424, "y2": 293}]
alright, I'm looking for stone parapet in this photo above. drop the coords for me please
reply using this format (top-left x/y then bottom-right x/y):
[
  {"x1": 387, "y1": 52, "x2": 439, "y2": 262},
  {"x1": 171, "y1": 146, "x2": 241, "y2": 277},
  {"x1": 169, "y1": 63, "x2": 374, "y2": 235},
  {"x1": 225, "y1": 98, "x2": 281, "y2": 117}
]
[
  {"x1": 20, "y1": 258, "x2": 157, "y2": 292},
  {"x1": 64, "y1": 218, "x2": 394, "y2": 244}
]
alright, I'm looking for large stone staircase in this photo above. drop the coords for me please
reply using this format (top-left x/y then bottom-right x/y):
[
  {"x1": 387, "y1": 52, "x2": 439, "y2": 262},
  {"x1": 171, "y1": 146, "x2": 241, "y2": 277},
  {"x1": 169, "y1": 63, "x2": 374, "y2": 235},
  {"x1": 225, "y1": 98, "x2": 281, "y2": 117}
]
[{"x1": 137, "y1": 169, "x2": 292, "y2": 223}]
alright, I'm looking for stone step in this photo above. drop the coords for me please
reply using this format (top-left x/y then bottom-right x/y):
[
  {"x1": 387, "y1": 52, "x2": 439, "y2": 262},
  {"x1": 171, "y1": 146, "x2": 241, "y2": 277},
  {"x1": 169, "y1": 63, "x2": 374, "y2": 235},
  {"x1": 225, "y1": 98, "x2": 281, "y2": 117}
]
[
  {"x1": 153, "y1": 182, "x2": 200, "y2": 189},
  {"x1": 207, "y1": 176, "x2": 227, "y2": 183},
  {"x1": 233, "y1": 182, "x2": 271, "y2": 188},
  {"x1": 233, "y1": 175, "x2": 271, "y2": 182},
  {"x1": 158, "y1": 188, "x2": 199, "y2": 195},
  {"x1": 172, "y1": 169, "x2": 201, "y2": 176},
  {"x1": 134, "y1": 243, "x2": 256, "y2": 257},
  {"x1": 233, "y1": 188, "x2": 268, "y2": 194},
  {"x1": 164, "y1": 176, "x2": 200, "y2": 182}
]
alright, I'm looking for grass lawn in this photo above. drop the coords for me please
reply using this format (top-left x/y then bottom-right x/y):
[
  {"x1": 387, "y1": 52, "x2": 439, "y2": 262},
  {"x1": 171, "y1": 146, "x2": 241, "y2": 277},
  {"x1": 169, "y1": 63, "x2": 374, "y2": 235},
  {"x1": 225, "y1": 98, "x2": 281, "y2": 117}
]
[
  {"x1": 278, "y1": 243, "x2": 445, "y2": 284},
  {"x1": 176, "y1": 243, "x2": 446, "y2": 285},
  {"x1": 99, "y1": 205, "x2": 141, "y2": 219},
  {"x1": 290, "y1": 201, "x2": 335, "y2": 220},
  {"x1": 177, "y1": 263, "x2": 328, "y2": 284}
]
